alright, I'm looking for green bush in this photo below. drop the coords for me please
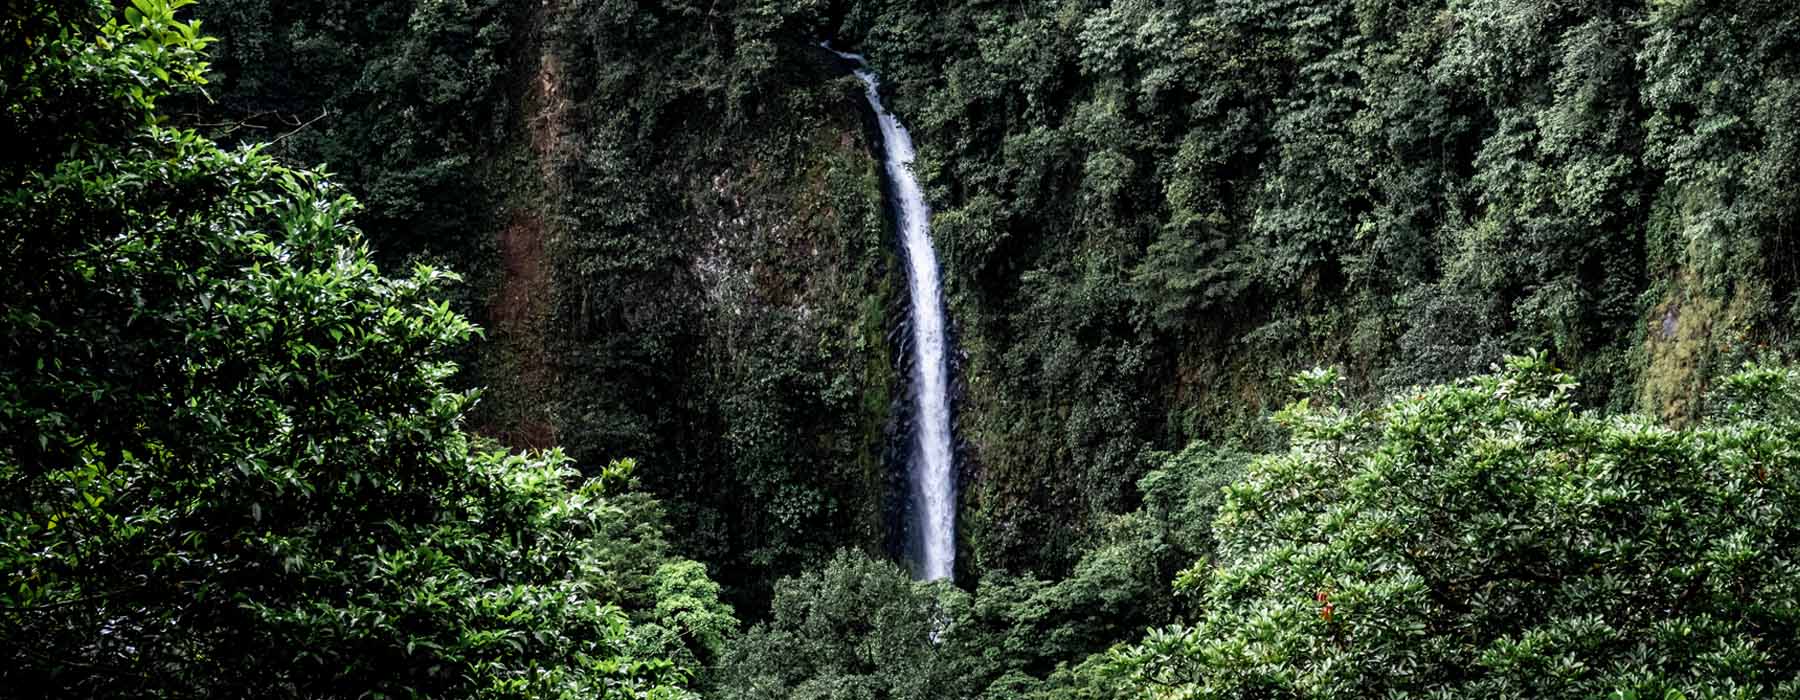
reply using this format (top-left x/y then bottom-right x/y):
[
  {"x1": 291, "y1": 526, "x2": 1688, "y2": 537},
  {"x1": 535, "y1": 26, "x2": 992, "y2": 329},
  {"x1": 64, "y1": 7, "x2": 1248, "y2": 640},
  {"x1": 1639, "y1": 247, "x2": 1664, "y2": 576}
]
[
  {"x1": 716, "y1": 444, "x2": 1247, "y2": 699},
  {"x1": 717, "y1": 552, "x2": 975, "y2": 700},
  {"x1": 1105, "y1": 354, "x2": 1800, "y2": 698}
]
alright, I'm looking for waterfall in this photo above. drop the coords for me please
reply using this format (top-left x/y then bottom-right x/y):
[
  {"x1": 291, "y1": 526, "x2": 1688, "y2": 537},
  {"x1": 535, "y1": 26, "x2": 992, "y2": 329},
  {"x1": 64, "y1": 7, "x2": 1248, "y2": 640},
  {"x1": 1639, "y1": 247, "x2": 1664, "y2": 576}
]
[{"x1": 826, "y1": 43, "x2": 956, "y2": 581}]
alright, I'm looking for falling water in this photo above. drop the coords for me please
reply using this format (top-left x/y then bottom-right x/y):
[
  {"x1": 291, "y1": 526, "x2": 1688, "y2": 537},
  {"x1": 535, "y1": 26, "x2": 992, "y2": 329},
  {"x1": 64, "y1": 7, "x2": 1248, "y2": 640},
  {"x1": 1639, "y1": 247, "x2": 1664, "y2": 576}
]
[{"x1": 826, "y1": 43, "x2": 955, "y2": 581}]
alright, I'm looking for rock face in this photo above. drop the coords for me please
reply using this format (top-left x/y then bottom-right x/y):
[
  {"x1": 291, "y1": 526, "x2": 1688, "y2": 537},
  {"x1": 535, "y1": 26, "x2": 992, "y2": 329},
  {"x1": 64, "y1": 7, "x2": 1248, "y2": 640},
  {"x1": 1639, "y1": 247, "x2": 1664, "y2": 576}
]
[
  {"x1": 188, "y1": 0, "x2": 1800, "y2": 602},
  {"x1": 191, "y1": 0, "x2": 908, "y2": 607},
  {"x1": 483, "y1": 7, "x2": 907, "y2": 606},
  {"x1": 485, "y1": 210, "x2": 555, "y2": 449}
]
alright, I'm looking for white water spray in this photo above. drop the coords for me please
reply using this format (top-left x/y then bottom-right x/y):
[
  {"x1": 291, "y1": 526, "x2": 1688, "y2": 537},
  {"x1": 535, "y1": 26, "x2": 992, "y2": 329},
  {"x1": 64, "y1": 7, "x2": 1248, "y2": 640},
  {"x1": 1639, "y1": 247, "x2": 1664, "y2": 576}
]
[{"x1": 826, "y1": 43, "x2": 955, "y2": 581}]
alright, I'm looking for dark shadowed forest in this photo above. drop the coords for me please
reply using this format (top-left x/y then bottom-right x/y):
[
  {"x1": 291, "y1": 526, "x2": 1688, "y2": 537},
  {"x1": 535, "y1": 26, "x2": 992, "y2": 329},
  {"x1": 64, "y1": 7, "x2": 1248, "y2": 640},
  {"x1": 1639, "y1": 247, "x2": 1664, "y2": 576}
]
[{"x1": 7, "y1": 0, "x2": 1800, "y2": 697}]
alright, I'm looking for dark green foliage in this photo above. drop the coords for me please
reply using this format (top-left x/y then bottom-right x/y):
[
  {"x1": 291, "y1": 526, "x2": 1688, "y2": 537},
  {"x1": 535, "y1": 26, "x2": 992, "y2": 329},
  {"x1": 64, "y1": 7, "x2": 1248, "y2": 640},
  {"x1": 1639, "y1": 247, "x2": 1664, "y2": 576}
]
[
  {"x1": 539, "y1": 0, "x2": 897, "y2": 607},
  {"x1": 0, "y1": 2, "x2": 731, "y2": 695},
  {"x1": 827, "y1": 0, "x2": 1800, "y2": 573},
  {"x1": 189, "y1": 0, "x2": 517, "y2": 262},
  {"x1": 716, "y1": 356, "x2": 1800, "y2": 698},
  {"x1": 1104, "y1": 355, "x2": 1800, "y2": 697},
  {"x1": 185, "y1": 0, "x2": 539, "y2": 454},
  {"x1": 1137, "y1": 442, "x2": 1248, "y2": 563},
  {"x1": 15, "y1": 0, "x2": 1800, "y2": 696},
  {"x1": 111, "y1": 0, "x2": 1800, "y2": 659},
  {"x1": 176, "y1": 0, "x2": 1800, "y2": 607},
  {"x1": 189, "y1": 0, "x2": 902, "y2": 608},
  {"x1": 717, "y1": 444, "x2": 1247, "y2": 698},
  {"x1": 717, "y1": 552, "x2": 974, "y2": 699}
]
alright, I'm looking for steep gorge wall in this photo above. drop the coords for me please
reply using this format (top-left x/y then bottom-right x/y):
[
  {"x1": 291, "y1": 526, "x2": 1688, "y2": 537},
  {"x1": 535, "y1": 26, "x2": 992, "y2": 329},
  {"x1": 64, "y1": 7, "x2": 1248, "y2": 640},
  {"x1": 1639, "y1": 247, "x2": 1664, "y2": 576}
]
[
  {"x1": 529, "y1": 3, "x2": 908, "y2": 605},
  {"x1": 187, "y1": 0, "x2": 1800, "y2": 595},
  {"x1": 833, "y1": 0, "x2": 1800, "y2": 574},
  {"x1": 192, "y1": 0, "x2": 909, "y2": 606}
]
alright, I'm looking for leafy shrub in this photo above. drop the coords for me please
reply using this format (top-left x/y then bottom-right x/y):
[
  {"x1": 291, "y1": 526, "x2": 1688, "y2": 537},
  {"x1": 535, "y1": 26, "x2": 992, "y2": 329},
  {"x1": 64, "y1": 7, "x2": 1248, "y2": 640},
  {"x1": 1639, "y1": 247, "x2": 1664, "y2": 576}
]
[
  {"x1": 716, "y1": 552, "x2": 974, "y2": 700},
  {"x1": 1106, "y1": 355, "x2": 1800, "y2": 698},
  {"x1": 0, "y1": 2, "x2": 730, "y2": 696},
  {"x1": 716, "y1": 444, "x2": 1247, "y2": 699}
]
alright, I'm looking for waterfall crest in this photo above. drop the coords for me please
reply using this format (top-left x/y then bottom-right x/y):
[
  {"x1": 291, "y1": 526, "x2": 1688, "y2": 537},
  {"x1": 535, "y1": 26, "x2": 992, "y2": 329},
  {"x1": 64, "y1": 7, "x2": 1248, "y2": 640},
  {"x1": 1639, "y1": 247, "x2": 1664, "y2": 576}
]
[{"x1": 827, "y1": 43, "x2": 955, "y2": 582}]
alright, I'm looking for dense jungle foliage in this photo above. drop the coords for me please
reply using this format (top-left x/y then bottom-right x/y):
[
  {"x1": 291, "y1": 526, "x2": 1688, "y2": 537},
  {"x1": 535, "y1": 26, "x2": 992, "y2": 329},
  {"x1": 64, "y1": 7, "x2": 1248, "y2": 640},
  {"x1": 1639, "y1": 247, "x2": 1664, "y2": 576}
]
[
  {"x1": 719, "y1": 357, "x2": 1800, "y2": 699},
  {"x1": 184, "y1": 0, "x2": 896, "y2": 607},
  {"x1": 178, "y1": 0, "x2": 1800, "y2": 593},
  {"x1": 832, "y1": 0, "x2": 1800, "y2": 573},
  {"x1": 2, "y1": 2, "x2": 730, "y2": 695},
  {"x1": 10, "y1": 0, "x2": 1800, "y2": 696}
]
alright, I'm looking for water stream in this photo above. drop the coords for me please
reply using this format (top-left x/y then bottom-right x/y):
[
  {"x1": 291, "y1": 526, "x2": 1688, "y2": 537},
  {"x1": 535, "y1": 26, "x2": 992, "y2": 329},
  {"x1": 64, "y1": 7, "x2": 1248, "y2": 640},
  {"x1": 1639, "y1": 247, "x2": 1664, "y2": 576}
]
[{"x1": 826, "y1": 43, "x2": 955, "y2": 581}]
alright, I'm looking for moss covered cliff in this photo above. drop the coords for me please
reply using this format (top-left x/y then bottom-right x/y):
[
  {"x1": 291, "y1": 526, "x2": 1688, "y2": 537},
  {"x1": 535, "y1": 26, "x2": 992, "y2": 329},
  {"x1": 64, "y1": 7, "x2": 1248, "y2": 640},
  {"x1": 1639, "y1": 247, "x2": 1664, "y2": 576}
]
[{"x1": 187, "y1": 0, "x2": 1800, "y2": 599}]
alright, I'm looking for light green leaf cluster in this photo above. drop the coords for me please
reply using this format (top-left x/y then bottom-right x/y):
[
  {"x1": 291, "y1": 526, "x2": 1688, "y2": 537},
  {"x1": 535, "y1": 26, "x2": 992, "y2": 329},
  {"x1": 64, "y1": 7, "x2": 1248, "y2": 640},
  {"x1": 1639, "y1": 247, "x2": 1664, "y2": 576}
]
[{"x1": 1103, "y1": 354, "x2": 1800, "y2": 698}]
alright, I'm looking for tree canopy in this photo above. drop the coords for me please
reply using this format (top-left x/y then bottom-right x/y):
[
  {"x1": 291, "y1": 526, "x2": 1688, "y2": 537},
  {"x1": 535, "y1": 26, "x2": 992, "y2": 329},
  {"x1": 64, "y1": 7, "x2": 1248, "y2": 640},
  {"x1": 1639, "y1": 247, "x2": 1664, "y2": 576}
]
[
  {"x1": 1106, "y1": 356, "x2": 1800, "y2": 698},
  {"x1": 0, "y1": 1, "x2": 732, "y2": 696},
  {"x1": 11, "y1": 0, "x2": 1800, "y2": 697}
]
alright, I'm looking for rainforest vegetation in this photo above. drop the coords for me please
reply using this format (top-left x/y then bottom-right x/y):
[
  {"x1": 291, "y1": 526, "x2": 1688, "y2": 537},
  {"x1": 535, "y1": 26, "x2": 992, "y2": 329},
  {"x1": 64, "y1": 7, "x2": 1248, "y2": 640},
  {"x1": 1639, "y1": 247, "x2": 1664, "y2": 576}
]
[{"x1": 7, "y1": 0, "x2": 1800, "y2": 697}]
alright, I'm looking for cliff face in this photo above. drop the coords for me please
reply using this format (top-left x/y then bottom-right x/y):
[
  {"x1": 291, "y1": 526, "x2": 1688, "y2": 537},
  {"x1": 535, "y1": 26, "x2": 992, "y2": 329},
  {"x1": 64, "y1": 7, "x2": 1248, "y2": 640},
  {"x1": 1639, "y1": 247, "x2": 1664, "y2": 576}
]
[
  {"x1": 194, "y1": 0, "x2": 904, "y2": 605},
  {"x1": 472, "y1": 2, "x2": 908, "y2": 605},
  {"x1": 832, "y1": 0, "x2": 1800, "y2": 573},
  {"x1": 190, "y1": 0, "x2": 1800, "y2": 597}
]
